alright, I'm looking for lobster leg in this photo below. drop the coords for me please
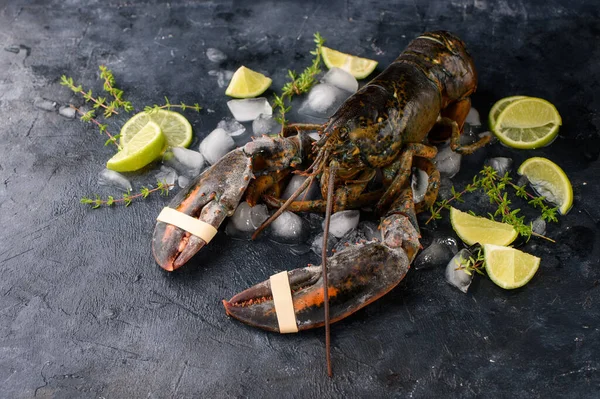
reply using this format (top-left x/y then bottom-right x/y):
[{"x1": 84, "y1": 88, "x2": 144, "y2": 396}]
[
  {"x1": 442, "y1": 117, "x2": 492, "y2": 155},
  {"x1": 261, "y1": 189, "x2": 384, "y2": 213},
  {"x1": 281, "y1": 123, "x2": 323, "y2": 138},
  {"x1": 376, "y1": 143, "x2": 437, "y2": 214},
  {"x1": 413, "y1": 157, "x2": 441, "y2": 214},
  {"x1": 245, "y1": 170, "x2": 290, "y2": 207}
]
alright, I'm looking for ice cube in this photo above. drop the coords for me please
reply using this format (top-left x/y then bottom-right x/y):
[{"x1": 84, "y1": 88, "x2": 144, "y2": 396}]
[
  {"x1": 289, "y1": 244, "x2": 312, "y2": 256},
  {"x1": 532, "y1": 217, "x2": 546, "y2": 236},
  {"x1": 460, "y1": 124, "x2": 478, "y2": 145},
  {"x1": 227, "y1": 97, "x2": 272, "y2": 122},
  {"x1": 434, "y1": 143, "x2": 462, "y2": 178},
  {"x1": 178, "y1": 175, "x2": 190, "y2": 188},
  {"x1": 225, "y1": 202, "x2": 269, "y2": 239},
  {"x1": 281, "y1": 175, "x2": 321, "y2": 201},
  {"x1": 208, "y1": 69, "x2": 234, "y2": 88},
  {"x1": 485, "y1": 157, "x2": 513, "y2": 176},
  {"x1": 321, "y1": 67, "x2": 358, "y2": 93},
  {"x1": 34, "y1": 98, "x2": 57, "y2": 112},
  {"x1": 217, "y1": 117, "x2": 246, "y2": 137},
  {"x1": 465, "y1": 107, "x2": 481, "y2": 126},
  {"x1": 206, "y1": 48, "x2": 227, "y2": 63},
  {"x1": 436, "y1": 236, "x2": 459, "y2": 255},
  {"x1": 58, "y1": 106, "x2": 76, "y2": 119},
  {"x1": 228, "y1": 202, "x2": 255, "y2": 232},
  {"x1": 414, "y1": 241, "x2": 453, "y2": 270},
  {"x1": 163, "y1": 147, "x2": 205, "y2": 177},
  {"x1": 325, "y1": 210, "x2": 360, "y2": 238},
  {"x1": 358, "y1": 221, "x2": 381, "y2": 241},
  {"x1": 437, "y1": 177, "x2": 454, "y2": 201},
  {"x1": 98, "y1": 169, "x2": 132, "y2": 192},
  {"x1": 270, "y1": 211, "x2": 307, "y2": 244},
  {"x1": 155, "y1": 166, "x2": 178, "y2": 190},
  {"x1": 445, "y1": 248, "x2": 474, "y2": 293},
  {"x1": 252, "y1": 113, "x2": 280, "y2": 136},
  {"x1": 311, "y1": 232, "x2": 338, "y2": 256},
  {"x1": 249, "y1": 204, "x2": 269, "y2": 229},
  {"x1": 298, "y1": 83, "x2": 352, "y2": 119},
  {"x1": 198, "y1": 128, "x2": 236, "y2": 165},
  {"x1": 411, "y1": 167, "x2": 429, "y2": 204}
]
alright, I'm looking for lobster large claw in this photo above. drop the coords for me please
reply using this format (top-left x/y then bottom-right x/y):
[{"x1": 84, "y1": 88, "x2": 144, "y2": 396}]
[
  {"x1": 222, "y1": 241, "x2": 410, "y2": 332},
  {"x1": 152, "y1": 148, "x2": 253, "y2": 271}
]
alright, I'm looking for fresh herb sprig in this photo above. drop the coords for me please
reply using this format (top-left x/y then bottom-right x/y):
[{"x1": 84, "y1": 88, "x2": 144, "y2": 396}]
[
  {"x1": 428, "y1": 166, "x2": 558, "y2": 242},
  {"x1": 144, "y1": 96, "x2": 202, "y2": 114},
  {"x1": 273, "y1": 32, "x2": 325, "y2": 127},
  {"x1": 70, "y1": 105, "x2": 122, "y2": 149},
  {"x1": 455, "y1": 249, "x2": 486, "y2": 276},
  {"x1": 99, "y1": 65, "x2": 134, "y2": 113},
  {"x1": 81, "y1": 181, "x2": 172, "y2": 208}
]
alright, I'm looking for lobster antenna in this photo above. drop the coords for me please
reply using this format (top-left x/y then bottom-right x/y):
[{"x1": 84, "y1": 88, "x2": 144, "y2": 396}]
[{"x1": 322, "y1": 166, "x2": 336, "y2": 378}]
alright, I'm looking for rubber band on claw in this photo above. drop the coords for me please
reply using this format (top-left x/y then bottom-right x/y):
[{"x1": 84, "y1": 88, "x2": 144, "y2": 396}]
[{"x1": 156, "y1": 207, "x2": 218, "y2": 244}]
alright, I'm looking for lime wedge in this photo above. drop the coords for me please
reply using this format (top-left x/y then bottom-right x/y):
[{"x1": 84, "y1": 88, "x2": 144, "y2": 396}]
[
  {"x1": 450, "y1": 207, "x2": 518, "y2": 246},
  {"x1": 225, "y1": 66, "x2": 272, "y2": 98},
  {"x1": 484, "y1": 244, "x2": 541, "y2": 289},
  {"x1": 492, "y1": 97, "x2": 561, "y2": 149},
  {"x1": 107, "y1": 121, "x2": 165, "y2": 172},
  {"x1": 120, "y1": 110, "x2": 192, "y2": 149},
  {"x1": 517, "y1": 157, "x2": 573, "y2": 215},
  {"x1": 488, "y1": 95, "x2": 527, "y2": 128},
  {"x1": 320, "y1": 46, "x2": 378, "y2": 79}
]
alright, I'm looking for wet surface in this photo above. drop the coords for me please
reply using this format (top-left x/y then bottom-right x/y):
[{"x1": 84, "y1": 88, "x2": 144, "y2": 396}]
[{"x1": 1, "y1": 0, "x2": 599, "y2": 397}]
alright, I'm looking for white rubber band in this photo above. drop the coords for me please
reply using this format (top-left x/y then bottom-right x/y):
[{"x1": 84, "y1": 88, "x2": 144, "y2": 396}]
[
  {"x1": 156, "y1": 207, "x2": 218, "y2": 244},
  {"x1": 270, "y1": 271, "x2": 298, "y2": 333}
]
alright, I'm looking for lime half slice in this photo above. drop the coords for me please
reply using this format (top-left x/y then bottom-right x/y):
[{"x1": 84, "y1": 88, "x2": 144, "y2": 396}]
[
  {"x1": 488, "y1": 95, "x2": 527, "y2": 128},
  {"x1": 120, "y1": 110, "x2": 192, "y2": 149},
  {"x1": 225, "y1": 66, "x2": 272, "y2": 98},
  {"x1": 107, "y1": 121, "x2": 165, "y2": 172},
  {"x1": 517, "y1": 157, "x2": 573, "y2": 215},
  {"x1": 320, "y1": 46, "x2": 378, "y2": 79},
  {"x1": 484, "y1": 244, "x2": 541, "y2": 289},
  {"x1": 492, "y1": 97, "x2": 561, "y2": 149},
  {"x1": 450, "y1": 207, "x2": 518, "y2": 246}
]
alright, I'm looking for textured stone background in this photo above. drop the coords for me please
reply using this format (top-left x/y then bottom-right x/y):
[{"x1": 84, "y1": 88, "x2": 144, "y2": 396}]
[{"x1": 0, "y1": 0, "x2": 599, "y2": 397}]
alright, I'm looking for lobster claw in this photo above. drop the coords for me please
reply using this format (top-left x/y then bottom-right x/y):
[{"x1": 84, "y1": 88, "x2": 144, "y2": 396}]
[
  {"x1": 152, "y1": 148, "x2": 252, "y2": 271},
  {"x1": 222, "y1": 242, "x2": 409, "y2": 332}
]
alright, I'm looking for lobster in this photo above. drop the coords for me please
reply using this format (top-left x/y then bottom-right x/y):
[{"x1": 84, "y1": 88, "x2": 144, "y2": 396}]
[{"x1": 152, "y1": 31, "x2": 491, "y2": 374}]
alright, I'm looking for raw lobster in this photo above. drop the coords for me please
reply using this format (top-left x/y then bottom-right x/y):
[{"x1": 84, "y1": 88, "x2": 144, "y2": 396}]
[{"x1": 152, "y1": 31, "x2": 490, "y2": 337}]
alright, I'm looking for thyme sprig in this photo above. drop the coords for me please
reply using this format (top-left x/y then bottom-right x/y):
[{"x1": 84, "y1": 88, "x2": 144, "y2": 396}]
[
  {"x1": 428, "y1": 166, "x2": 558, "y2": 242},
  {"x1": 80, "y1": 181, "x2": 172, "y2": 208},
  {"x1": 273, "y1": 32, "x2": 325, "y2": 127},
  {"x1": 60, "y1": 75, "x2": 120, "y2": 118},
  {"x1": 99, "y1": 65, "x2": 134, "y2": 113},
  {"x1": 71, "y1": 105, "x2": 122, "y2": 150},
  {"x1": 455, "y1": 249, "x2": 486, "y2": 276},
  {"x1": 144, "y1": 96, "x2": 202, "y2": 114}
]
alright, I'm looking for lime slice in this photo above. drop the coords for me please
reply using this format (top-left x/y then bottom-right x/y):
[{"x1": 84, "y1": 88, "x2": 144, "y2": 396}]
[
  {"x1": 488, "y1": 95, "x2": 527, "y2": 128},
  {"x1": 517, "y1": 157, "x2": 573, "y2": 215},
  {"x1": 225, "y1": 66, "x2": 272, "y2": 98},
  {"x1": 107, "y1": 121, "x2": 165, "y2": 172},
  {"x1": 492, "y1": 97, "x2": 561, "y2": 149},
  {"x1": 320, "y1": 46, "x2": 378, "y2": 79},
  {"x1": 483, "y1": 244, "x2": 541, "y2": 289},
  {"x1": 120, "y1": 110, "x2": 192, "y2": 148},
  {"x1": 450, "y1": 207, "x2": 518, "y2": 246}
]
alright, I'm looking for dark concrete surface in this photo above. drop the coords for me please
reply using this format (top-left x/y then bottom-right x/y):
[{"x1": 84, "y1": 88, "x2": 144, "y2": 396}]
[{"x1": 1, "y1": 0, "x2": 600, "y2": 397}]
